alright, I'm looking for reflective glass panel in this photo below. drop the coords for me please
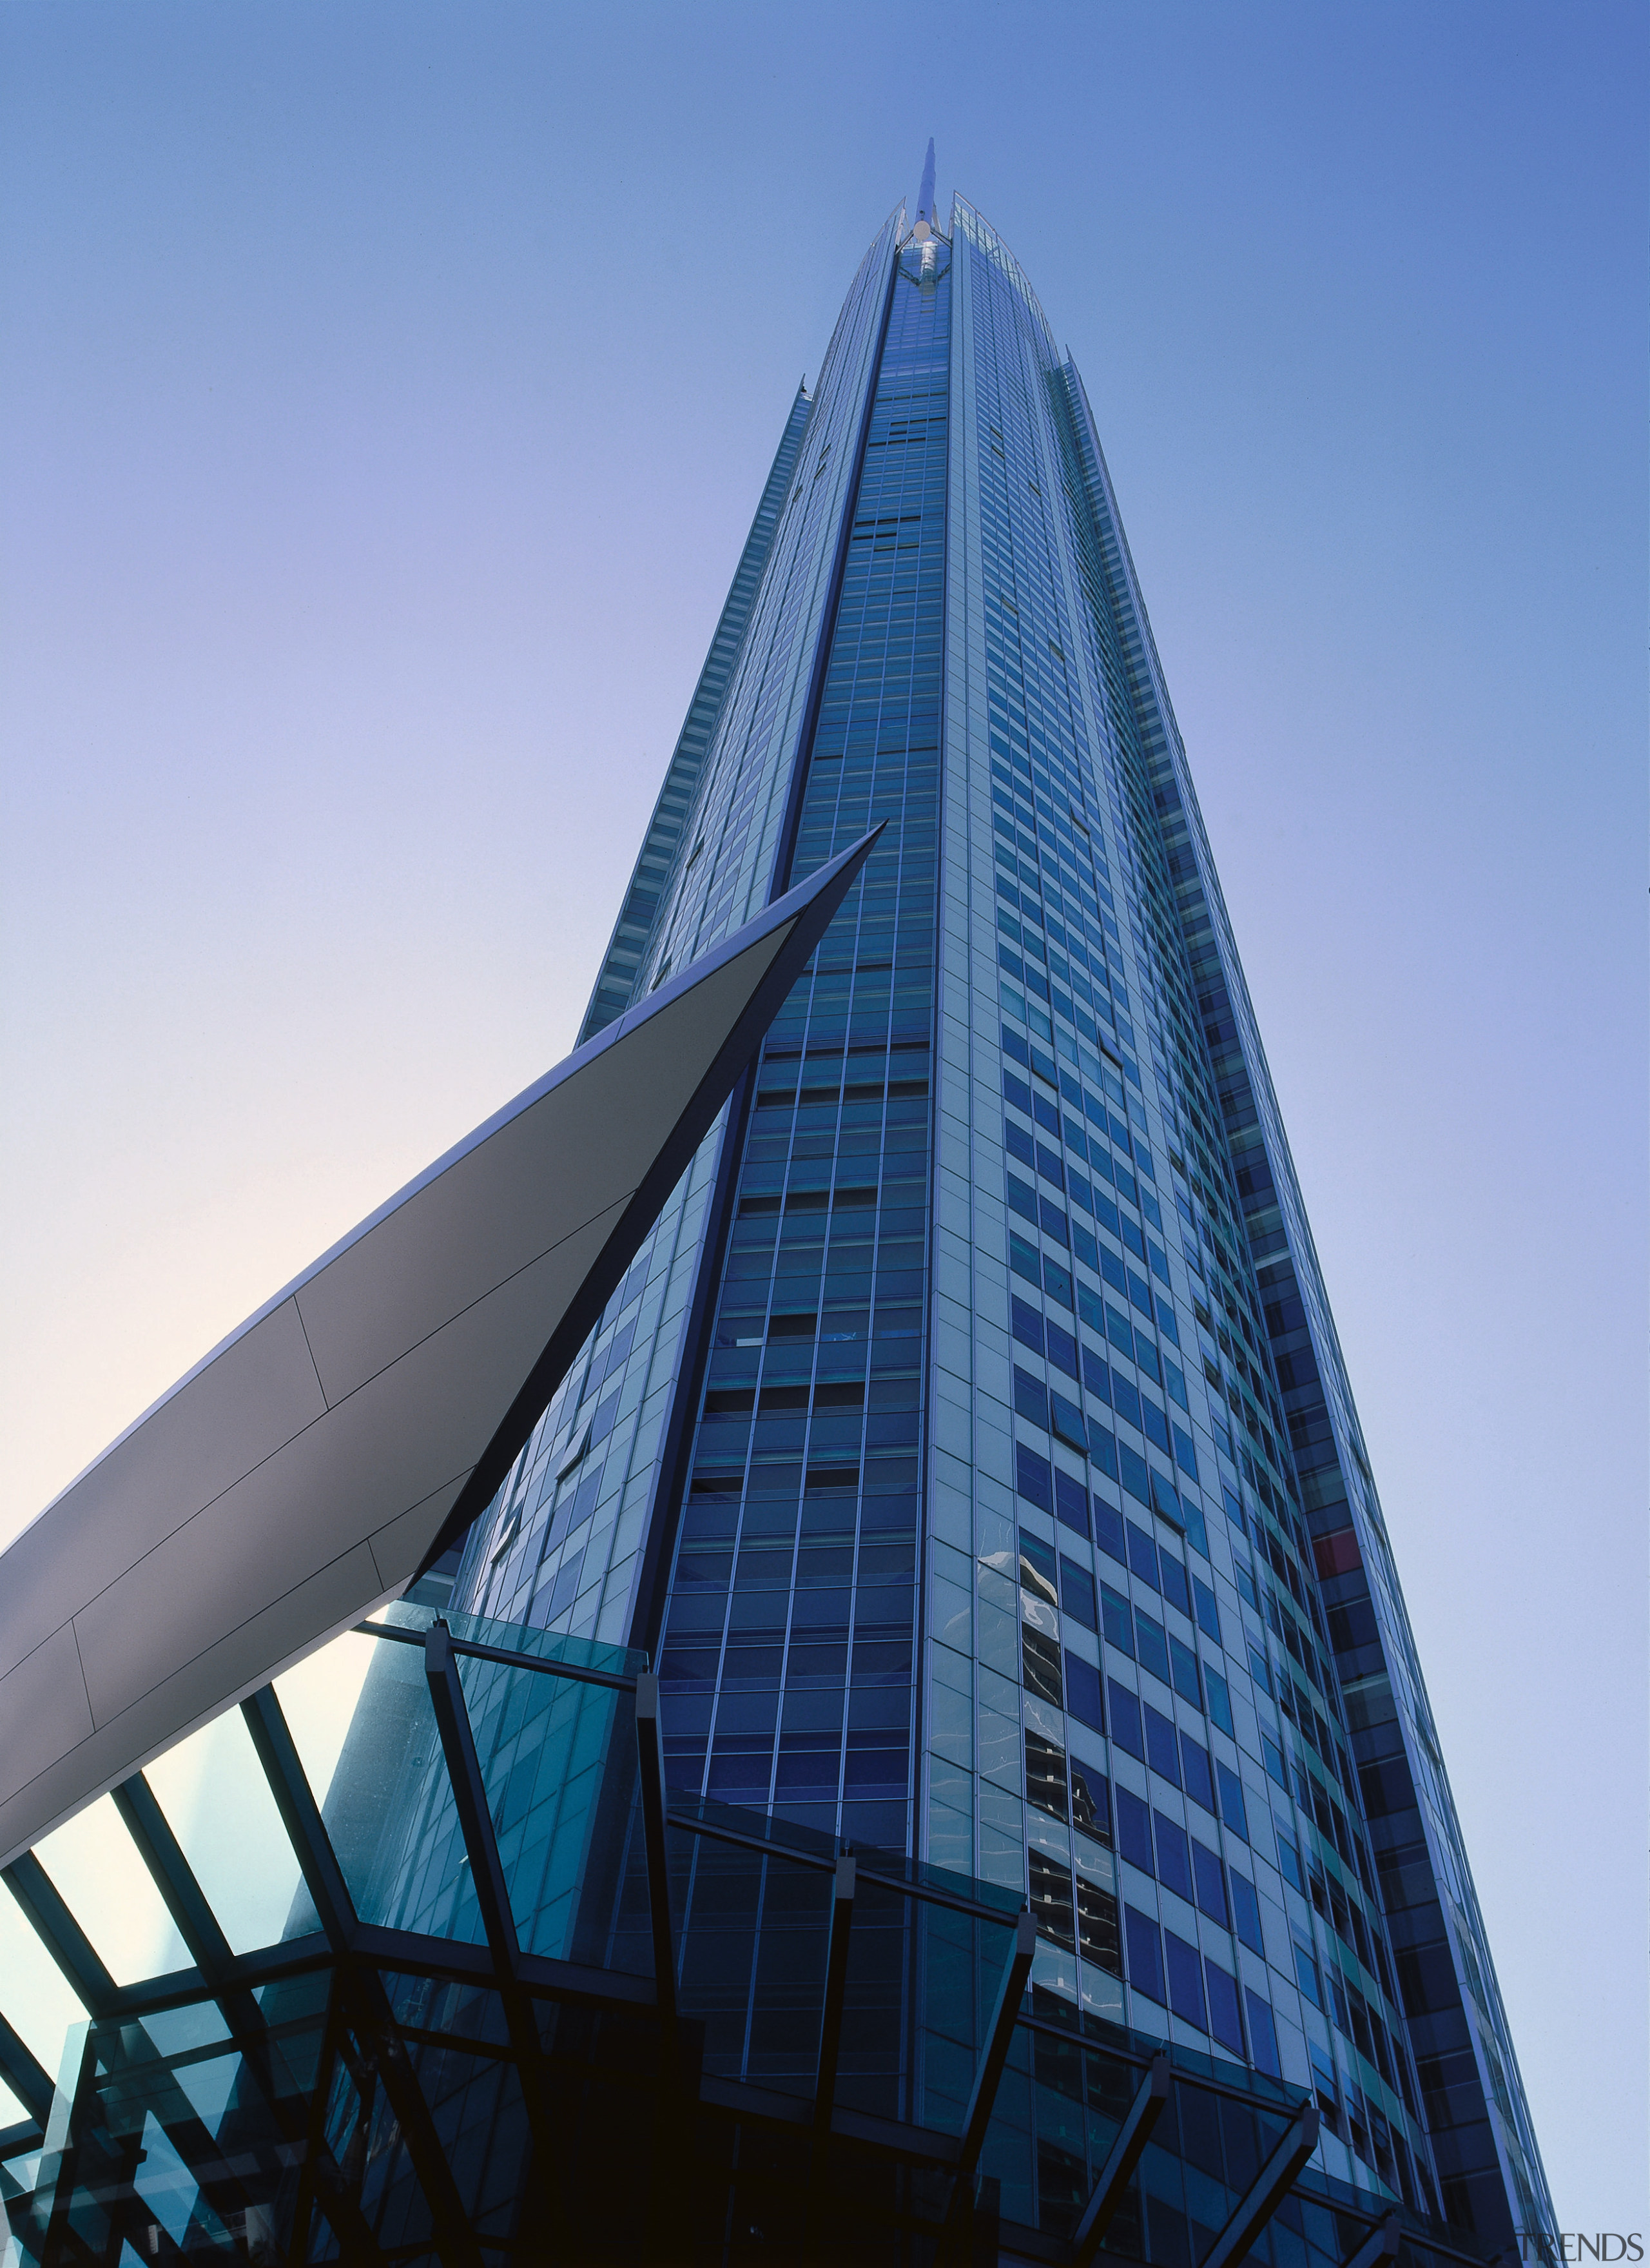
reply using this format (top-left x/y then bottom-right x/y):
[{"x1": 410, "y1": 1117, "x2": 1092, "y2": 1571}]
[
  {"x1": 30, "y1": 1794, "x2": 187, "y2": 1987},
  {"x1": 145, "y1": 1704, "x2": 305, "y2": 1955}
]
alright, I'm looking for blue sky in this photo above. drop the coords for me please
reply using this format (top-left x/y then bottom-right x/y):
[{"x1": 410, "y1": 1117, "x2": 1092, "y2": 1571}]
[{"x1": 2, "y1": 0, "x2": 1644, "y2": 2226}]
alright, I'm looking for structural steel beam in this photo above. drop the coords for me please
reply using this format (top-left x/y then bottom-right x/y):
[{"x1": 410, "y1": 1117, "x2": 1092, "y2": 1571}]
[
  {"x1": 813, "y1": 1852, "x2": 857, "y2": 2134},
  {"x1": 243, "y1": 1682, "x2": 482, "y2": 2268},
  {"x1": 1342, "y1": 2211, "x2": 1401, "y2": 2268},
  {"x1": 2, "y1": 1852, "x2": 117, "y2": 2017},
  {"x1": 423, "y1": 1619, "x2": 563, "y2": 2196},
  {"x1": 1072, "y1": 2051, "x2": 1171, "y2": 2264},
  {"x1": 956, "y1": 1909, "x2": 1036, "y2": 2189},
  {"x1": 0, "y1": 2009, "x2": 52, "y2": 2131},
  {"x1": 112, "y1": 1772, "x2": 237, "y2": 1981},
  {"x1": 634, "y1": 1671, "x2": 678, "y2": 2055},
  {"x1": 1200, "y1": 2105, "x2": 1321, "y2": 2268}
]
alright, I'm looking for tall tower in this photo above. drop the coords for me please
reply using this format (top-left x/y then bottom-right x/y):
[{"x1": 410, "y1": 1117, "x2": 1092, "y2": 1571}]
[{"x1": 452, "y1": 170, "x2": 1551, "y2": 2247}]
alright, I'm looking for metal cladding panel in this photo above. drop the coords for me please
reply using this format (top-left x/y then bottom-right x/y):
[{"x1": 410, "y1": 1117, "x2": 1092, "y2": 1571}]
[{"x1": 0, "y1": 836, "x2": 877, "y2": 1868}]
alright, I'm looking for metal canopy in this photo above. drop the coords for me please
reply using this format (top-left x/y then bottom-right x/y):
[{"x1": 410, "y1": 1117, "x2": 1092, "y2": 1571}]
[{"x1": 0, "y1": 830, "x2": 878, "y2": 1870}]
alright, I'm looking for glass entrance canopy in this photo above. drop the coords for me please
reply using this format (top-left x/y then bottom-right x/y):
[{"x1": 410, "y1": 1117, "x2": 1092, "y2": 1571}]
[{"x1": 0, "y1": 1591, "x2": 1487, "y2": 2267}]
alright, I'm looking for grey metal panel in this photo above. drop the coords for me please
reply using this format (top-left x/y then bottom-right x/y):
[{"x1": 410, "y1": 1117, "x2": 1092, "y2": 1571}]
[{"x1": 0, "y1": 835, "x2": 877, "y2": 1869}]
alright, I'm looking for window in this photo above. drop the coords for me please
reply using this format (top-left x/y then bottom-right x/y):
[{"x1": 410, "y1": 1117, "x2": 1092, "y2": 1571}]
[
  {"x1": 1152, "y1": 1810, "x2": 1192, "y2": 1901},
  {"x1": 1216, "y1": 1762, "x2": 1248, "y2": 1839},
  {"x1": 1053, "y1": 1467, "x2": 1089, "y2": 1538},
  {"x1": 1100, "y1": 1583, "x2": 1133, "y2": 1655},
  {"x1": 1108, "y1": 1681, "x2": 1143, "y2": 1760},
  {"x1": 1047, "y1": 1320, "x2": 1079, "y2": 1379},
  {"x1": 1125, "y1": 1521, "x2": 1160, "y2": 1589},
  {"x1": 1294, "y1": 1939, "x2": 1324, "y2": 2008},
  {"x1": 1025, "y1": 1730, "x2": 1067, "y2": 1820},
  {"x1": 1011, "y1": 1295, "x2": 1044, "y2": 1353},
  {"x1": 1018, "y1": 1530, "x2": 1057, "y2": 1605},
  {"x1": 1029, "y1": 1850, "x2": 1076, "y2": 1951},
  {"x1": 1277, "y1": 1833, "x2": 1305, "y2": 1893},
  {"x1": 1192, "y1": 1577, "x2": 1223, "y2": 1643},
  {"x1": 1124, "y1": 1906, "x2": 1165, "y2": 2004},
  {"x1": 1143, "y1": 1703, "x2": 1180, "y2": 1785},
  {"x1": 1014, "y1": 1366, "x2": 1049, "y2": 1429},
  {"x1": 1064, "y1": 1651, "x2": 1104, "y2": 1734},
  {"x1": 1165, "y1": 1930, "x2": 1207, "y2": 2029},
  {"x1": 1093, "y1": 1494, "x2": 1126, "y2": 1565},
  {"x1": 1071, "y1": 1760, "x2": 1110, "y2": 1843},
  {"x1": 1156, "y1": 1552, "x2": 1189, "y2": 1619},
  {"x1": 1078, "y1": 1879, "x2": 1121, "y2": 1973},
  {"x1": 1205, "y1": 1958, "x2": 1245, "y2": 2057},
  {"x1": 1016, "y1": 1443, "x2": 1053, "y2": 1512},
  {"x1": 1192, "y1": 1839, "x2": 1228, "y2": 1926},
  {"x1": 1181, "y1": 1734, "x2": 1216, "y2": 1814},
  {"x1": 1060, "y1": 1556, "x2": 1098, "y2": 1631},
  {"x1": 1050, "y1": 1392, "x2": 1087, "y2": 1452},
  {"x1": 1205, "y1": 1667, "x2": 1234, "y2": 1735},
  {"x1": 1230, "y1": 1869, "x2": 1265, "y2": 1957},
  {"x1": 1168, "y1": 1635, "x2": 1202, "y2": 1708},
  {"x1": 1022, "y1": 1625, "x2": 1063, "y2": 1707},
  {"x1": 1135, "y1": 1608, "x2": 1172, "y2": 1687},
  {"x1": 1246, "y1": 1989, "x2": 1282, "y2": 2078}
]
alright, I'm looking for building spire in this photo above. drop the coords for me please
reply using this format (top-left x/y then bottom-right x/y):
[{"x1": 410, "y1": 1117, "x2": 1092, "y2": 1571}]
[{"x1": 914, "y1": 138, "x2": 937, "y2": 240}]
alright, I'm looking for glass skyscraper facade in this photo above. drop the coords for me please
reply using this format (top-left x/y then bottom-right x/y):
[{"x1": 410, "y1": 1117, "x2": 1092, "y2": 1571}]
[
  {"x1": 445, "y1": 183, "x2": 1552, "y2": 2247},
  {"x1": 0, "y1": 173, "x2": 1554, "y2": 2268}
]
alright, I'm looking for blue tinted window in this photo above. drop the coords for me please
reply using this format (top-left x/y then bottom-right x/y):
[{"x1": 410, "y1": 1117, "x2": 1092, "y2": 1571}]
[
  {"x1": 1013, "y1": 1367, "x2": 1049, "y2": 1428},
  {"x1": 1216, "y1": 1762, "x2": 1248, "y2": 1839},
  {"x1": 1230, "y1": 1870, "x2": 1265, "y2": 1957},
  {"x1": 1205, "y1": 1667, "x2": 1234, "y2": 1735},
  {"x1": 1125, "y1": 1520, "x2": 1160, "y2": 1588},
  {"x1": 1192, "y1": 1576, "x2": 1222, "y2": 1643},
  {"x1": 1164, "y1": 1931, "x2": 1207, "y2": 2030},
  {"x1": 1016, "y1": 1443, "x2": 1052, "y2": 1512},
  {"x1": 1053, "y1": 1467, "x2": 1089, "y2": 1538},
  {"x1": 1143, "y1": 1703, "x2": 1179, "y2": 1784},
  {"x1": 1182, "y1": 1734, "x2": 1216, "y2": 1814},
  {"x1": 1168, "y1": 1634, "x2": 1201, "y2": 1706},
  {"x1": 1116, "y1": 1786, "x2": 1152, "y2": 1872},
  {"x1": 1135, "y1": 1610, "x2": 1172, "y2": 1687},
  {"x1": 1100, "y1": 1584, "x2": 1133, "y2": 1655},
  {"x1": 1125, "y1": 1906, "x2": 1165, "y2": 2005},
  {"x1": 1153, "y1": 1811, "x2": 1192, "y2": 1901},
  {"x1": 1159, "y1": 1553, "x2": 1192, "y2": 1618},
  {"x1": 1060, "y1": 1556, "x2": 1098, "y2": 1631},
  {"x1": 1192, "y1": 1839, "x2": 1228, "y2": 1926},
  {"x1": 1246, "y1": 1990, "x2": 1282, "y2": 2078},
  {"x1": 1206, "y1": 1957, "x2": 1245, "y2": 2057},
  {"x1": 1108, "y1": 1681, "x2": 1143, "y2": 1760},
  {"x1": 1064, "y1": 1650, "x2": 1104, "y2": 1735},
  {"x1": 1071, "y1": 1759, "x2": 1109, "y2": 1841}
]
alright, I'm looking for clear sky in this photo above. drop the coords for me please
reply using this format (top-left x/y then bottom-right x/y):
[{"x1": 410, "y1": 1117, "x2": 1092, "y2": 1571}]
[{"x1": 2, "y1": 0, "x2": 1643, "y2": 2229}]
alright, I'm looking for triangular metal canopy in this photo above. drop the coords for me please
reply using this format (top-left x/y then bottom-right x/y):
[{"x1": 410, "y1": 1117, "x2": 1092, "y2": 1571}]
[{"x1": 0, "y1": 832, "x2": 879, "y2": 1868}]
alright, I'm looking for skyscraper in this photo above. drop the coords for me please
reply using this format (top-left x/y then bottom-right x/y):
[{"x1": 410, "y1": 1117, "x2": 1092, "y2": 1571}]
[
  {"x1": 444, "y1": 154, "x2": 1552, "y2": 2248},
  {"x1": 0, "y1": 159, "x2": 1554, "y2": 2267}
]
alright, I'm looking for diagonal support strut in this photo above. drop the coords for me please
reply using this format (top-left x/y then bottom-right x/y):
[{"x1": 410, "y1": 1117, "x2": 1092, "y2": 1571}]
[
  {"x1": 1073, "y1": 2050, "x2": 1171, "y2": 2263},
  {"x1": 1199, "y1": 2104, "x2": 1321, "y2": 2268}
]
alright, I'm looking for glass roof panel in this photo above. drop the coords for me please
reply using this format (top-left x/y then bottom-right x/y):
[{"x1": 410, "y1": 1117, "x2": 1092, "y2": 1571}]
[
  {"x1": 144, "y1": 1706, "x2": 306, "y2": 1957},
  {"x1": 0, "y1": 2070, "x2": 25, "y2": 2127},
  {"x1": 271, "y1": 1626, "x2": 376, "y2": 1813},
  {"x1": 0, "y1": 1876, "x2": 86, "y2": 2081},
  {"x1": 30, "y1": 1795, "x2": 188, "y2": 1988}
]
